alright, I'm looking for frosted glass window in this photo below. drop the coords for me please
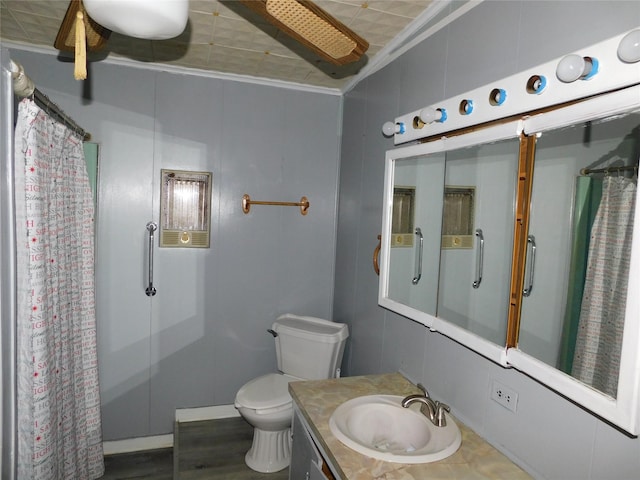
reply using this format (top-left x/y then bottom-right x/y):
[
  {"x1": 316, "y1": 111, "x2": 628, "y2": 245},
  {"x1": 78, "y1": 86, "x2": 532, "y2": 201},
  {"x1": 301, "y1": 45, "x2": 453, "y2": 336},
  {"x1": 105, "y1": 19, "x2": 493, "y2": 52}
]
[{"x1": 160, "y1": 169, "x2": 212, "y2": 248}]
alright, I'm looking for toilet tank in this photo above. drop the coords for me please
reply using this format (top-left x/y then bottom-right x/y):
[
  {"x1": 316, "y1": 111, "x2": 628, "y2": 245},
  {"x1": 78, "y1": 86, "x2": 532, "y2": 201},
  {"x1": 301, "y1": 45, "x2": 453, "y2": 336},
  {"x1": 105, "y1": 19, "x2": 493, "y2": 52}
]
[{"x1": 273, "y1": 314, "x2": 349, "y2": 380}]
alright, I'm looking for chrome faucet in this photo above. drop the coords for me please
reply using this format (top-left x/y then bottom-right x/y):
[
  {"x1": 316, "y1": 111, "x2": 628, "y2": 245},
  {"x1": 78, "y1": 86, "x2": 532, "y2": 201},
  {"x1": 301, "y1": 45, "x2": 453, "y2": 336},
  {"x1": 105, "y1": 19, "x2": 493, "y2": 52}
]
[{"x1": 401, "y1": 383, "x2": 450, "y2": 427}]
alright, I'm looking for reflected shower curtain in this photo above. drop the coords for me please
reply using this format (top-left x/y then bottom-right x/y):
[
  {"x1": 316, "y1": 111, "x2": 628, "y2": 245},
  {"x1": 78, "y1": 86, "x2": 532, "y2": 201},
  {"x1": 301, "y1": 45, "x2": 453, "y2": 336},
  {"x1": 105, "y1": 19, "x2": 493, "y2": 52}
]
[
  {"x1": 14, "y1": 99, "x2": 104, "y2": 479},
  {"x1": 572, "y1": 176, "x2": 637, "y2": 397},
  {"x1": 557, "y1": 176, "x2": 602, "y2": 374}
]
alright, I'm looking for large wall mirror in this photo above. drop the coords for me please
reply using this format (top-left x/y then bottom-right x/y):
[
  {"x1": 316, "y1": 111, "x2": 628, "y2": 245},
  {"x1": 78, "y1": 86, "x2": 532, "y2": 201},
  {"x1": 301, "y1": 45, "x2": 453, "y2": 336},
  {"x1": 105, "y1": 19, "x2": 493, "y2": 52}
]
[
  {"x1": 386, "y1": 153, "x2": 444, "y2": 317},
  {"x1": 437, "y1": 136, "x2": 519, "y2": 346},
  {"x1": 509, "y1": 86, "x2": 640, "y2": 434},
  {"x1": 518, "y1": 109, "x2": 640, "y2": 398},
  {"x1": 380, "y1": 86, "x2": 640, "y2": 433},
  {"x1": 380, "y1": 122, "x2": 522, "y2": 364}
]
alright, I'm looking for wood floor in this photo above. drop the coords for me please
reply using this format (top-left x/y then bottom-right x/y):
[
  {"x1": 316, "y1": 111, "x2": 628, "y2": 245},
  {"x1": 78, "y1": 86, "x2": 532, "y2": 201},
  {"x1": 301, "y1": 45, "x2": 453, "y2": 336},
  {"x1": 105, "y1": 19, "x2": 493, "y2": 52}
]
[{"x1": 101, "y1": 417, "x2": 289, "y2": 480}]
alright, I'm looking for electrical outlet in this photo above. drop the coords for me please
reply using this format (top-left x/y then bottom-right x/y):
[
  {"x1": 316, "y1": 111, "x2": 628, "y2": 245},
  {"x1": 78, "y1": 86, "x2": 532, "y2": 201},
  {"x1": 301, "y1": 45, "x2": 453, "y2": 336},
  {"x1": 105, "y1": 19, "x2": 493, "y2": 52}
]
[{"x1": 491, "y1": 379, "x2": 518, "y2": 412}]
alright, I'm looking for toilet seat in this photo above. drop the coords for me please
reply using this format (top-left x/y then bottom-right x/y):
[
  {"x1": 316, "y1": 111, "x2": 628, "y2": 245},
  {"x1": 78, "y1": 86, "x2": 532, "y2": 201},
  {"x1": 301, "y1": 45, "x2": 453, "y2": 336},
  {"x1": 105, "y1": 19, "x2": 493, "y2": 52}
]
[{"x1": 234, "y1": 373, "x2": 299, "y2": 414}]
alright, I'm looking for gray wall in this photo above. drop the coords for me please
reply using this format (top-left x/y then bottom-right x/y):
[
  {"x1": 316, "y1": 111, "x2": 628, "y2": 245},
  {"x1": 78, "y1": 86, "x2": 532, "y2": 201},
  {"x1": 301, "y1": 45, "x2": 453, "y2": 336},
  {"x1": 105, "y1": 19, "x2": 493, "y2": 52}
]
[
  {"x1": 335, "y1": 1, "x2": 640, "y2": 479},
  {"x1": 7, "y1": 50, "x2": 342, "y2": 440}
]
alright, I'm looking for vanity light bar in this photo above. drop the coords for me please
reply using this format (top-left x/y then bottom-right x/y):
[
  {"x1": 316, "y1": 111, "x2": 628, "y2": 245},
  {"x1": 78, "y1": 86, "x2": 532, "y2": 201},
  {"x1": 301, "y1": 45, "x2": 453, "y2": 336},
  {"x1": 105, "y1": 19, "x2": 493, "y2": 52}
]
[{"x1": 389, "y1": 28, "x2": 640, "y2": 145}]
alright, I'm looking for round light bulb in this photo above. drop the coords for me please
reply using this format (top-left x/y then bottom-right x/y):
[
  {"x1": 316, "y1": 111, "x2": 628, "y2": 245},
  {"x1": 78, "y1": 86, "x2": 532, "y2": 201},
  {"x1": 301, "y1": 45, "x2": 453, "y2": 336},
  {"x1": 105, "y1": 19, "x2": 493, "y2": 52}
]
[
  {"x1": 419, "y1": 107, "x2": 445, "y2": 124},
  {"x1": 556, "y1": 54, "x2": 598, "y2": 83},
  {"x1": 618, "y1": 29, "x2": 640, "y2": 63},
  {"x1": 556, "y1": 54, "x2": 586, "y2": 82},
  {"x1": 382, "y1": 121, "x2": 405, "y2": 137},
  {"x1": 382, "y1": 121, "x2": 395, "y2": 136}
]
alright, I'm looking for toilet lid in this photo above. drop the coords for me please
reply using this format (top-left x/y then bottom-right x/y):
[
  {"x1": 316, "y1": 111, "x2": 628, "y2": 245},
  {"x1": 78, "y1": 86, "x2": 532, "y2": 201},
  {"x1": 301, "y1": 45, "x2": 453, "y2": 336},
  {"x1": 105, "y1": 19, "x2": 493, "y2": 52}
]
[{"x1": 235, "y1": 373, "x2": 297, "y2": 410}]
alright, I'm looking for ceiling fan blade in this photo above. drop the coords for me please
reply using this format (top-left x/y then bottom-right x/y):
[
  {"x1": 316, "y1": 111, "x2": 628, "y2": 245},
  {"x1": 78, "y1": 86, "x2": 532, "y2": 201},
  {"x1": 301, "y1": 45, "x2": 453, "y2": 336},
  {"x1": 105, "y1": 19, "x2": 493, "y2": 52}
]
[
  {"x1": 240, "y1": 0, "x2": 369, "y2": 66},
  {"x1": 54, "y1": 0, "x2": 111, "y2": 52}
]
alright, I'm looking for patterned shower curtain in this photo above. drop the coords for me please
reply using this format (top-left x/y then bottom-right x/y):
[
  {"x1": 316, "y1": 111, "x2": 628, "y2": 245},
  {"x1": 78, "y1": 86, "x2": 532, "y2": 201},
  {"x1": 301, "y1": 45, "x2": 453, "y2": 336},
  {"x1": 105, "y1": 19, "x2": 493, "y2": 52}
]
[
  {"x1": 572, "y1": 176, "x2": 637, "y2": 398},
  {"x1": 14, "y1": 99, "x2": 104, "y2": 479},
  {"x1": 557, "y1": 176, "x2": 602, "y2": 374}
]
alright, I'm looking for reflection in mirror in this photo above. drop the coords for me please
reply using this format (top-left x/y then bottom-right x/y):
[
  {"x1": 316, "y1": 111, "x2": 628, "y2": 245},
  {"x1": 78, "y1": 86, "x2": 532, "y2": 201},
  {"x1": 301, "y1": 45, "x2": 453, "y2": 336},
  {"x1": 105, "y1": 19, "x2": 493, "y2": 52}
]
[
  {"x1": 391, "y1": 186, "x2": 416, "y2": 247},
  {"x1": 518, "y1": 113, "x2": 639, "y2": 398},
  {"x1": 437, "y1": 138, "x2": 519, "y2": 345},
  {"x1": 387, "y1": 154, "x2": 445, "y2": 315},
  {"x1": 442, "y1": 186, "x2": 476, "y2": 249}
]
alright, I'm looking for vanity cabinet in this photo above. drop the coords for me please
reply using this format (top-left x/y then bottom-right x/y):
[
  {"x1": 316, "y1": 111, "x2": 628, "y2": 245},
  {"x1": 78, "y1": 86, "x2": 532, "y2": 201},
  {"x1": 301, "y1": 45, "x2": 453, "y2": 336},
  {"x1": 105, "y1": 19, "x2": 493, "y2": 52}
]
[
  {"x1": 290, "y1": 407, "x2": 334, "y2": 480},
  {"x1": 288, "y1": 373, "x2": 532, "y2": 479}
]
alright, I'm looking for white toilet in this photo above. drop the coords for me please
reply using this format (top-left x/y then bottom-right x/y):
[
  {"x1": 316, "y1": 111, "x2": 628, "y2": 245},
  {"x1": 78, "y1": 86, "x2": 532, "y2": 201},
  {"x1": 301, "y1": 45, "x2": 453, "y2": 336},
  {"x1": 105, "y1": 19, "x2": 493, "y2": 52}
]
[{"x1": 234, "y1": 313, "x2": 349, "y2": 473}]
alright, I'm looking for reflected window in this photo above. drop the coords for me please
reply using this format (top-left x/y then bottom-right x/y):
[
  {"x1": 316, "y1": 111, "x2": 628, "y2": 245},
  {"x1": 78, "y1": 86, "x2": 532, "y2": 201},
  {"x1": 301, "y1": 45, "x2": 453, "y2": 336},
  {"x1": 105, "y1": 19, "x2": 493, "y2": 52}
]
[
  {"x1": 391, "y1": 186, "x2": 415, "y2": 247},
  {"x1": 442, "y1": 186, "x2": 475, "y2": 249}
]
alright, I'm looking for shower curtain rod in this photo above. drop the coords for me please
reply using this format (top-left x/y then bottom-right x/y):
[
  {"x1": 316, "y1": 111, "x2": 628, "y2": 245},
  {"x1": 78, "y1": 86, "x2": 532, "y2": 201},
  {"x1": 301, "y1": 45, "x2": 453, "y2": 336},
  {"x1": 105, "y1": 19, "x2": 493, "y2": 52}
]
[
  {"x1": 580, "y1": 164, "x2": 638, "y2": 176},
  {"x1": 10, "y1": 60, "x2": 90, "y2": 140}
]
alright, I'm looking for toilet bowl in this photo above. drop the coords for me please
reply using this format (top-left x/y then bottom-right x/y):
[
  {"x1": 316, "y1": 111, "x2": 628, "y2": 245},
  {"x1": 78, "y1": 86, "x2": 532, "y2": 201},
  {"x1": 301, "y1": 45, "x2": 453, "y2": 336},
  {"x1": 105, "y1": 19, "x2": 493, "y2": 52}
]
[
  {"x1": 234, "y1": 372, "x2": 298, "y2": 473},
  {"x1": 234, "y1": 314, "x2": 349, "y2": 473}
]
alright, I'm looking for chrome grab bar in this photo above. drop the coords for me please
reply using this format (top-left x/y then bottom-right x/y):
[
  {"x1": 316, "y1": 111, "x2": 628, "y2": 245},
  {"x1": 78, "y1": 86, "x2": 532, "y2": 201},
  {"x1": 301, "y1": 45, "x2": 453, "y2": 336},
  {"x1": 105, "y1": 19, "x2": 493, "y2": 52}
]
[
  {"x1": 145, "y1": 221, "x2": 157, "y2": 297},
  {"x1": 472, "y1": 229, "x2": 484, "y2": 289},
  {"x1": 523, "y1": 235, "x2": 536, "y2": 297},
  {"x1": 412, "y1": 227, "x2": 423, "y2": 285}
]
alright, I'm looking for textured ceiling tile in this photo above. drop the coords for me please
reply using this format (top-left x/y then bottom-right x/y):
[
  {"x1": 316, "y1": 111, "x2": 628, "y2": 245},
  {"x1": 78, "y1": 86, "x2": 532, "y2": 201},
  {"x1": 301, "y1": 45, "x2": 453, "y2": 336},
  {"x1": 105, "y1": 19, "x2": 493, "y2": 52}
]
[
  {"x1": 8, "y1": 9, "x2": 55, "y2": 29},
  {"x1": 215, "y1": 0, "x2": 272, "y2": 27},
  {"x1": 258, "y1": 54, "x2": 314, "y2": 82},
  {"x1": 0, "y1": 27, "x2": 29, "y2": 44},
  {"x1": 213, "y1": 0, "x2": 246, "y2": 20},
  {"x1": 187, "y1": 10, "x2": 216, "y2": 44},
  {"x1": 25, "y1": 29, "x2": 61, "y2": 46},
  {"x1": 303, "y1": 69, "x2": 346, "y2": 88},
  {"x1": 315, "y1": 0, "x2": 362, "y2": 24},
  {"x1": 364, "y1": 43, "x2": 381, "y2": 57},
  {"x1": 108, "y1": 36, "x2": 155, "y2": 61},
  {"x1": 349, "y1": 8, "x2": 413, "y2": 46},
  {"x1": 365, "y1": 0, "x2": 433, "y2": 18},
  {"x1": 0, "y1": 5, "x2": 27, "y2": 41},
  {"x1": 207, "y1": 44, "x2": 265, "y2": 75},
  {"x1": 260, "y1": 35, "x2": 301, "y2": 58},
  {"x1": 4, "y1": 0, "x2": 67, "y2": 18},
  {"x1": 354, "y1": 5, "x2": 415, "y2": 29},
  {"x1": 157, "y1": 44, "x2": 212, "y2": 68},
  {"x1": 212, "y1": 16, "x2": 278, "y2": 50},
  {"x1": 7, "y1": 11, "x2": 60, "y2": 45},
  {"x1": 189, "y1": 0, "x2": 219, "y2": 14},
  {"x1": 328, "y1": 0, "x2": 363, "y2": 7},
  {"x1": 0, "y1": 0, "x2": 431, "y2": 89}
]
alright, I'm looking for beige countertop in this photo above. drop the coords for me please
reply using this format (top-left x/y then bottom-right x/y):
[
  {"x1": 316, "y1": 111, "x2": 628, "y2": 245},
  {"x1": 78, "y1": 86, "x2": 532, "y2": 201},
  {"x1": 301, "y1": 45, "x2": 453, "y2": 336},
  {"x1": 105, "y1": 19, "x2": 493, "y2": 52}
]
[{"x1": 289, "y1": 372, "x2": 532, "y2": 480}]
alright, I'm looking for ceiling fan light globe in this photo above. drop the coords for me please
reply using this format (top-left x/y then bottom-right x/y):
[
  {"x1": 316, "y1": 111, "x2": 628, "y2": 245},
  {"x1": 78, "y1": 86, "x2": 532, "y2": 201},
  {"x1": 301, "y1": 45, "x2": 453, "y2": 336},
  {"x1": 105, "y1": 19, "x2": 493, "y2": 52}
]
[{"x1": 83, "y1": 0, "x2": 189, "y2": 40}]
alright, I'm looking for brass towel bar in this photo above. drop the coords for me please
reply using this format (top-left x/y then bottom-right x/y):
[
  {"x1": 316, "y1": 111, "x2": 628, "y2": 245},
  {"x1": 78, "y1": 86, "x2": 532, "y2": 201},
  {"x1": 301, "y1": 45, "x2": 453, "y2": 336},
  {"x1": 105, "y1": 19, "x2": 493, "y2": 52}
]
[{"x1": 242, "y1": 194, "x2": 310, "y2": 215}]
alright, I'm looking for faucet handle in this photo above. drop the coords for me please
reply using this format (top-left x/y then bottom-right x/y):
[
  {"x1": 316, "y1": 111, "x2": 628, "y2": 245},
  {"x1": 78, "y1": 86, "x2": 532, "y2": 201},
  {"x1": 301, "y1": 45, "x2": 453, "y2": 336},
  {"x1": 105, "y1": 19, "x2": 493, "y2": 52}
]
[
  {"x1": 435, "y1": 402, "x2": 450, "y2": 427},
  {"x1": 416, "y1": 383, "x2": 430, "y2": 398}
]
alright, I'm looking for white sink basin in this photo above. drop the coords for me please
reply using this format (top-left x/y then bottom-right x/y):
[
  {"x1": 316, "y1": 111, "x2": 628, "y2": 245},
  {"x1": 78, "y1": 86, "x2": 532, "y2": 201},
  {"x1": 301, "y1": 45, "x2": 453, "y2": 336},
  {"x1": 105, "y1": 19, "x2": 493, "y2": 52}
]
[{"x1": 328, "y1": 394, "x2": 461, "y2": 463}]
